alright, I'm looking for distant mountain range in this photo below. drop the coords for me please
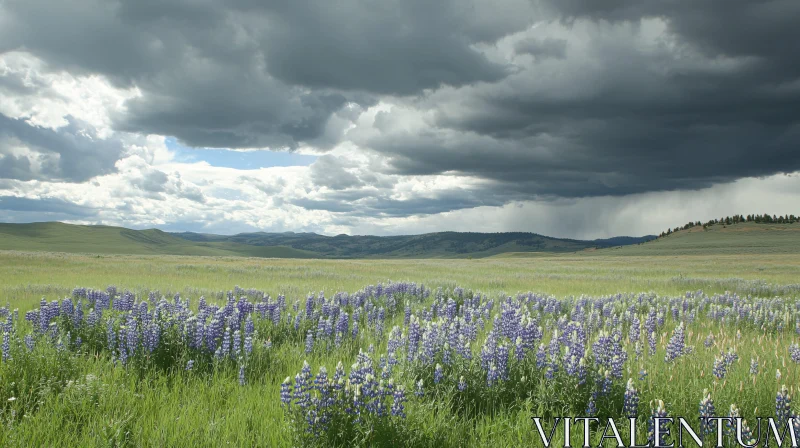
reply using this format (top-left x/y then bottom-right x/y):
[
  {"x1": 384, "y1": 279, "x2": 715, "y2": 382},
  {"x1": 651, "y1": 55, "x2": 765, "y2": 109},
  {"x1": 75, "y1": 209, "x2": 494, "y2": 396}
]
[
  {"x1": 0, "y1": 222, "x2": 656, "y2": 258},
  {"x1": 171, "y1": 230, "x2": 658, "y2": 258}
]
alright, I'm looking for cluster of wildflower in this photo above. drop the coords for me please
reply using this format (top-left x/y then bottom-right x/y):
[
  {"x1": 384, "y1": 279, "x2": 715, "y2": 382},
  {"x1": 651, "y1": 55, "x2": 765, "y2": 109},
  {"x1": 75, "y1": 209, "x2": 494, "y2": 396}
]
[
  {"x1": 281, "y1": 353, "x2": 407, "y2": 435},
  {"x1": 712, "y1": 355, "x2": 727, "y2": 379},
  {"x1": 724, "y1": 347, "x2": 739, "y2": 365},
  {"x1": 2, "y1": 282, "x2": 428, "y2": 371},
  {"x1": 789, "y1": 343, "x2": 800, "y2": 363}
]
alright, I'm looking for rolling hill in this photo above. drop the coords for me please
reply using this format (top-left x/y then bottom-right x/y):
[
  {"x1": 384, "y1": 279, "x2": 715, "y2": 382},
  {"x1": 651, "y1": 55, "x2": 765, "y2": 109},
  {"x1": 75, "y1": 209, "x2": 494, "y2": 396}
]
[
  {"x1": 0, "y1": 222, "x2": 317, "y2": 258},
  {"x1": 594, "y1": 222, "x2": 800, "y2": 255},
  {"x1": 492, "y1": 222, "x2": 800, "y2": 257},
  {"x1": 0, "y1": 222, "x2": 655, "y2": 258}
]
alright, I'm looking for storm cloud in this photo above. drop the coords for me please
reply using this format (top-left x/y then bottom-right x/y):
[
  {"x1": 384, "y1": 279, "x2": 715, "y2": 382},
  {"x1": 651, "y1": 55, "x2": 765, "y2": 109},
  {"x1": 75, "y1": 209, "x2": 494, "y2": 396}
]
[
  {"x1": 0, "y1": 0, "x2": 798, "y2": 236},
  {"x1": 0, "y1": 114, "x2": 125, "y2": 182}
]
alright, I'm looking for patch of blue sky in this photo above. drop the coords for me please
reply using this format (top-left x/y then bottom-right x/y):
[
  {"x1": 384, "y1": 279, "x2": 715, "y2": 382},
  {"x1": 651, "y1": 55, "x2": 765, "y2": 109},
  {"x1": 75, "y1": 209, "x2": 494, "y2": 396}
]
[{"x1": 165, "y1": 137, "x2": 317, "y2": 169}]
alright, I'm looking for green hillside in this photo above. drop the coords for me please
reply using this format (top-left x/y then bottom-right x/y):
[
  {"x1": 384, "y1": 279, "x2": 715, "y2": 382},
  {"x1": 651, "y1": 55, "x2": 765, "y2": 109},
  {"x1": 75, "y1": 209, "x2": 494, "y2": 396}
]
[
  {"x1": 493, "y1": 222, "x2": 800, "y2": 257},
  {"x1": 0, "y1": 222, "x2": 317, "y2": 258},
  {"x1": 0, "y1": 222, "x2": 656, "y2": 259},
  {"x1": 599, "y1": 222, "x2": 800, "y2": 255}
]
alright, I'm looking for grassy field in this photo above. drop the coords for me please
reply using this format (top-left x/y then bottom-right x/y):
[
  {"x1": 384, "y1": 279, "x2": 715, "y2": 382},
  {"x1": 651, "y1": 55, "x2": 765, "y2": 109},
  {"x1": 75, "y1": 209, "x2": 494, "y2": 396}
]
[
  {"x1": 1, "y1": 250, "x2": 799, "y2": 312},
  {"x1": 1, "y1": 226, "x2": 800, "y2": 447}
]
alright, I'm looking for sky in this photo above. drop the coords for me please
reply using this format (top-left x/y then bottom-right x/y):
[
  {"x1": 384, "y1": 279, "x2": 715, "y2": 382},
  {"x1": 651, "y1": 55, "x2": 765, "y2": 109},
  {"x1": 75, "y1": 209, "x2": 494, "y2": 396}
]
[{"x1": 0, "y1": 0, "x2": 798, "y2": 239}]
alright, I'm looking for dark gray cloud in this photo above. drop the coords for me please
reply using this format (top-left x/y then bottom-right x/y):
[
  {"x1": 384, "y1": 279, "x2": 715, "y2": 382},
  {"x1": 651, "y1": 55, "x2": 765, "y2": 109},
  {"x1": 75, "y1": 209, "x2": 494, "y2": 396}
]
[
  {"x1": 255, "y1": 0, "x2": 522, "y2": 95},
  {"x1": 353, "y1": 0, "x2": 800, "y2": 199},
  {"x1": 0, "y1": 0, "x2": 533, "y2": 150},
  {"x1": 0, "y1": 114, "x2": 125, "y2": 182},
  {"x1": 293, "y1": 187, "x2": 507, "y2": 217}
]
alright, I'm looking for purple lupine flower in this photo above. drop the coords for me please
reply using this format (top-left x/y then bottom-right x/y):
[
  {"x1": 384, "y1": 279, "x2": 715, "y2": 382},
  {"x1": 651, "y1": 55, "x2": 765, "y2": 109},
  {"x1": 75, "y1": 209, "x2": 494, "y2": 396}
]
[
  {"x1": 664, "y1": 322, "x2": 685, "y2": 363},
  {"x1": 598, "y1": 370, "x2": 612, "y2": 396},
  {"x1": 407, "y1": 317, "x2": 421, "y2": 362},
  {"x1": 271, "y1": 306, "x2": 281, "y2": 327},
  {"x1": 458, "y1": 375, "x2": 467, "y2": 391},
  {"x1": 777, "y1": 385, "x2": 792, "y2": 426},
  {"x1": 536, "y1": 343, "x2": 547, "y2": 369},
  {"x1": 434, "y1": 364, "x2": 443, "y2": 384},
  {"x1": 107, "y1": 318, "x2": 116, "y2": 351},
  {"x1": 245, "y1": 315, "x2": 254, "y2": 338},
  {"x1": 480, "y1": 331, "x2": 497, "y2": 371},
  {"x1": 724, "y1": 348, "x2": 738, "y2": 366},
  {"x1": 24, "y1": 334, "x2": 34, "y2": 352},
  {"x1": 221, "y1": 326, "x2": 231, "y2": 357},
  {"x1": 239, "y1": 364, "x2": 246, "y2": 386},
  {"x1": 699, "y1": 389, "x2": 716, "y2": 435},
  {"x1": 648, "y1": 400, "x2": 669, "y2": 446},
  {"x1": 563, "y1": 348, "x2": 579, "y2": 377},
  {"x1": 515, "y1": 336, "x2": 526, "y2": 362},
  {"x1": 586, "y1": 391, "x2": 597, "y2": 417},
  {"x1": 244, "y1": 336, "x2": 253, "y2": 355},
  {"x1": 118, "y1": 328, "x2": 128, "y2": 366},
  {"x1": 496, "y1": 344, "x2": 509, "y2": 381},
  {"x1": 713, "y1": 355, "x2": 727, "y2": 379},
  {"x1": 610, "y1": 355, "x2": 624, "y2": 379},
  {"x1": 232, "y1": 330, "x2": 241, "y2": 358},
  {"x1": 194, "y1": 322, "x2": 205, "y2": 351},
  {"x1": 1, "y1": 332, "x2": 9, "y2": 362},
  {"x1": 737, "y1": 418, "x2": 758, "y2": 447},
  {"x1": 592, "y1": 330, "x2": 612, "y2": 368},
  {"x1": 280, "y1": 377, "x2": 292, "y2": 407},
  {"x1": 315, "y1": 366, "x2": 333, "y2": 420},
  {"x1": 725, "y1": 404, "x2": 741, "y2": 437},
  {"x1": 487, "y1": 363, "x2": 500, "y2": 387},
  {"x1": 645, "y1": 311, "x2": 657, "y2": 355},
  {"x1": 624, "y1": 378, "x2": 639, "y2": 418},
  {"x1": 391, "y1": 385, "x2": 406, "y2": 418},
  {"x1": 305, "y1": 330, "x2": 314, "y2": 354},
  {"x1": 629, "y1": 315, "x2": 640, "y2": 343},
  {"x1": 332, "y1": 361, "x2": 345, "y2": 393},
  {"x1": 294, "y1": 361, "x2": 314, "y2": 409}
]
